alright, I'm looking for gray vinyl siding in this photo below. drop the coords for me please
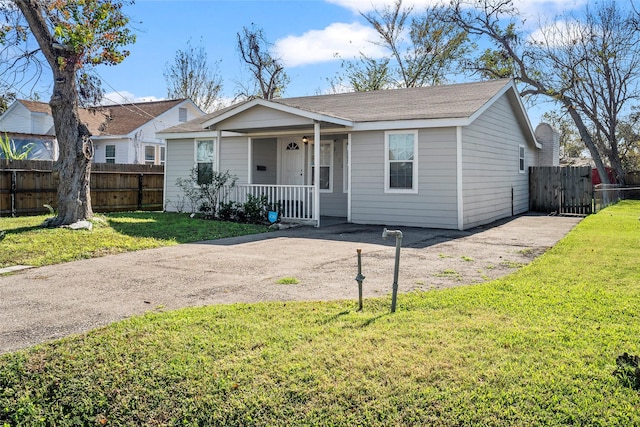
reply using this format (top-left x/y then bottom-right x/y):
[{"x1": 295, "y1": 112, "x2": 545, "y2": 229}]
[
  {"x1": 219, "y1": 105, "x2": 313, "y2": 131},
  {"x1": 461, "y1": 94, "x2": 534, "y2": 229},
  {"x1": 164, "y1": 138, "x2": 195, "y2": 212},
  {"x1": 252, "y1": 138, "x2": 277, "y2": 184},
  {"x1": 320, "y1": 139, "x2": 347, "y2": 217},
  {"x1": 350, "y1": 128, "x2": 458, "y2": 228},
  {"x1": 220, "y1": 136, "x2": 249, "y2": 183}
]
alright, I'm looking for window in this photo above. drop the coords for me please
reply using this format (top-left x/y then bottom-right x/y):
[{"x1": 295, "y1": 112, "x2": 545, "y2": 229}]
[
  {"x1": 385, "y1": 130, "x2": 418, "y2": 193},
  {"x1": 179, "y1": 107, "x2": 187, "y2": 122},
  {"x1": 144, "y1": 146, "x2": 155, "y2": 165},
  {"x1": 519, "y1": 145, "x2": 525, "y2": 173},
  {"x1": 311, "y1": 141, "x2": 333, "y2": 192},
  {"x1": 105, "y1": 145, "x2": 116, "y2": 163},
  {"x1": 196, "y1": 139, "x2": 216, "y2": 185},
  {"x1": 160, "y1": 146, "x2": 166, "y2": 165}
]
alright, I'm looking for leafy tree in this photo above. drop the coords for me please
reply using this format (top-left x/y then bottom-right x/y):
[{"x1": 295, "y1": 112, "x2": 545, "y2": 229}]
[
  {"x1": 616, "y1": 112, "x2": 640, "y2": 172},
  {"x1": 354, "y1": 0, "x2": 470, "y2": 89},
  {"x1": 164, "y1": 39, "x2": 223, "y2": 113},
  {"x1": 236, "y1": 24, "x2": 288, "y2": 100},
  {"x1": 2, "y1": 0, "x2": 135, "y2": 226},
  {"x1": 328, "y1": 54, "x2": 392, "y2": 93},
  {"x1": 447, "y1": 0, "x2": 640, "y2": 185}
]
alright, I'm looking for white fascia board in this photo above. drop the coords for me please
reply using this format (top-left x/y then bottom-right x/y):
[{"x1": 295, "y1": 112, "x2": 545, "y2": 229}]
[
  {"x1": 156, "y1": 130, "x2": 241, "y2": 139},
  {"x1": 352, "y1": 117, "x2": 469, "y2": 131},
  {"x1": 91, "y1": 135, "x2": 123, "y2": 141},
  {"x1": 201, "y1": 98, "x2": 353, "y2": 129}
]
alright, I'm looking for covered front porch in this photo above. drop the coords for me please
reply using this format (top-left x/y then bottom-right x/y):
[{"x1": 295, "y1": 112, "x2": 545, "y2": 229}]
[{"x1": 202, "y1": 101, "x2": 354, "y2": 227}]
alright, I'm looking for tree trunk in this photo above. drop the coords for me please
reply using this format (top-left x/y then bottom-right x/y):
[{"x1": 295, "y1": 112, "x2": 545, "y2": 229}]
[
  {"x1": 45, "y1": 66, "x2": 94, "y2": 227},
  {"x1": 567, "y1": 107, "x2": 611, "y2": 186}
]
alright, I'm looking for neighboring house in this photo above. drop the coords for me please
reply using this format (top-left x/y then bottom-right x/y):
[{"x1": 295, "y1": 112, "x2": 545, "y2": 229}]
[
  {"x1": 0, "y1": 98, "x2": 204, "y2": 164},
  {"x1": 159, "y1": 79, "x2": 558, "y2": 230}
]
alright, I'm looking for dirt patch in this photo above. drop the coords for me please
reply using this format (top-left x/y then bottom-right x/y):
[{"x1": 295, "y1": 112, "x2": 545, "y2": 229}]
[{"x1": 0, "y1": 214, "x2": 582, "y2": 354}]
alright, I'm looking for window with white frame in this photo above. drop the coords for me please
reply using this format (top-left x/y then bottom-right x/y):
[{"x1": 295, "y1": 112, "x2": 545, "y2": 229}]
[
  {"x1": 160, "y1": 146, "x2": 166, "y2": 165},
  {"x1": 311, "y1": 141, "x2": 333, "y2": 192},
  {"x1": 105, "y1": 145, "x2": 116, "y2": 163},
  {"x1": 385, "y1": 130, "x2": 418, "y2": 192},
  {"x1": 144, "y1": 146, "x2": 155, "y2": 165},
  {"x1": 519, "y1": 145, "x2": 525, "y2": 173},
  {"x1": 196, "y1": 139, "x2": 216, "y2": 185}
]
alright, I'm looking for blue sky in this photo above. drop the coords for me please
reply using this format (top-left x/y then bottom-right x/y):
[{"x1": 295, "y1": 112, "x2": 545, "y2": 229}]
[{"x1": 89, "y1": 0, "x2": 587, "y2": 121}]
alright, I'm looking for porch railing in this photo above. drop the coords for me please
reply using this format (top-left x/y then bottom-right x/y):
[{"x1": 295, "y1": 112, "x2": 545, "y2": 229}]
[{"x1": 222, "y1": 184, "x2": 315, "y2": 222}]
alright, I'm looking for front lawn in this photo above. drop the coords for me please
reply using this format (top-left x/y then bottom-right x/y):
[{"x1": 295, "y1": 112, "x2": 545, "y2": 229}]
[
  {"x1": 1, "y1": 201, "x2": 639, "y2": 425},
  {"x1": 0, "y1": 212, "x2": 269, "y2": 268}
]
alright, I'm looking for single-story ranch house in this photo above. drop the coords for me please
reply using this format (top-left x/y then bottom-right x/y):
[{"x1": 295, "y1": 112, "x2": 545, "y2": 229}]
[{"x1": 158, "y1": 79, "x2": 557, "y2": 230}]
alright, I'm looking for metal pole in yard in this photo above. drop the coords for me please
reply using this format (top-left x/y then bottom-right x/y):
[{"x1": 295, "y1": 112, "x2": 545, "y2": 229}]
[
  {"x1": 355, "y1": 248, "x2": 365, "y2": 311},
  {"x1": 382, "y1": 228, "x2": 403, "y2": 313}
]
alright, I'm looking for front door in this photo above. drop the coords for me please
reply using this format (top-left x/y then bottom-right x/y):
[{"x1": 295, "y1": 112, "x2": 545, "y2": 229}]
[{"x1": 281, "y1": 140, "x2": 304, "y2": 185}]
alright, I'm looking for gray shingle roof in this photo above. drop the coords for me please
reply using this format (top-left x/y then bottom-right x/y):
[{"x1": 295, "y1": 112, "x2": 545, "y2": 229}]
[
  {"x1": 273, "y1": 79, "x2": 512, "y2": 122},
  {"x1": 160, "y1": 79, "x2": 513, "y2": 134}
]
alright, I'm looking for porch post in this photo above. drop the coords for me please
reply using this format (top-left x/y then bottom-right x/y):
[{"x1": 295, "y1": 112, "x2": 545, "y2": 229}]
[
  {"x1": 314, "y1": 121, "x2": 320, "y2": 227},
  {"x1": 347, "y1": 133, "x2": 352, "y2": 223},
  {"x1": 247, "y1": 137, "x2": 253, "y2": 184},
  {"x1": 216, "y1": 129, "x2": 222, "y2": 171},
  {"x1": 456, "y1": 126, "x2": 463, "y2": 230}
]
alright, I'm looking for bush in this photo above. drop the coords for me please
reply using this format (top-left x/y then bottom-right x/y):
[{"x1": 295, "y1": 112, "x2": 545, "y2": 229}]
[{"x1": 175, "y1": 168, "x2": 237, "y2": 218}]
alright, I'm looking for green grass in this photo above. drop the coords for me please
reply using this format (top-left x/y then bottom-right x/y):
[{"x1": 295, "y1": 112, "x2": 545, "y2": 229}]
[
  {"x1": 276, "y1": 277, "x2": 300, "y2": 285},
  {"x1": 0, "y1": 212, "x2": 268, "y2": 268},
  {"x1": 1, "y1": 201, "x2": 640, "y2": 425}
]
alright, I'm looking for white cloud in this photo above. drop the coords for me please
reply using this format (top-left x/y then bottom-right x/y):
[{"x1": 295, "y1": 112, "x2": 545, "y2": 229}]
[
  {"x1": 101, "y1": 91, "x2": 165, "y2": 105},
  {"x1": 528, "y1": 20, "x2": 589, "y2": 47},
  {"x1": 275, "y1": 22, "x2": 386, "y2": 67}
]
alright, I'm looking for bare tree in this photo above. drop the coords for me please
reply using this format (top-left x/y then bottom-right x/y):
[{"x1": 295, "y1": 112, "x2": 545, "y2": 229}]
[
  {"x1": 448, "y1": 0, "x2": 640, "y2": 185},
  {"x1": 164, "y1": 39, "x2": 223, "y2": 113},
  {"x1": 360, "y1": 0, "x2": 470, "y2": 88},
  {"x1": 2, "y1": 0, "x2": 135, "y2": 226},
  {"x1": 236, "y1": 25, "x2": 288, "y2": 100}
]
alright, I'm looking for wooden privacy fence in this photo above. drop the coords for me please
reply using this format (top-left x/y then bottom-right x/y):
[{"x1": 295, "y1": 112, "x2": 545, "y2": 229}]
[
  {"x1": 0, "y1": 160, "x2": 164, "y2": 216},
  {"x1": 529, "y1": 166, "x2": 593, "y2": 215}
]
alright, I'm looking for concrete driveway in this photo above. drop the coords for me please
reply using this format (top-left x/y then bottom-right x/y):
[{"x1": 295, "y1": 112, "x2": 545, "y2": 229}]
[{"x1": 0, "y1": 214, "x2": 581, "y2": 354}]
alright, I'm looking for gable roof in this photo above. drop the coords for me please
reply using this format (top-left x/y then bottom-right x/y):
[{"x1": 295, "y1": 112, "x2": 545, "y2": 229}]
[
  {"x1": 14, "y1": 98, "x2": 190, "y2": 136},
  {"x1": 91, "y1": 99, "x2": 187, "y2": 136},
  {"x1": 160, "y1": 79, "x2": 533, "y2": 138},
  {"x1": 272, "y1": 79, "x2": 513, "y2": 123}
]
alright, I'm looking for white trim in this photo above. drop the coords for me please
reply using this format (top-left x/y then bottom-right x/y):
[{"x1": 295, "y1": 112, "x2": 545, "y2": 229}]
[
  {"x1": 353, "y1": 118, "x2": 468, "y2": 132},
  {"x1": 247, "y1": 137, "x2": 253, "y2": 184},
  {"x1": 216, "y1": 129, "x2": 222, "y2": 171},
  {"x1": 311, "y1": 140, "x2": 334, "y2": 193},
  {"x1": 519, "y1": 144, "x2": 526, "y2": 174},
  {"x1": 313, "y1": 122, "x2": 320, "y2": 227},
  {"x1": 384, "y1": 129, "x2": 419, "y2": 194},
  {"x1": 156, "y1": 130, "x2": 242, "y2": 139},
  {"x1": 457, "y1": 126, "x2": 463, "y2": 231},
  {"x1": 347, "y1": 133, "x2": 352, "y2": 223},
  {"x1": 194, "y1": 138, "x2": 217, "y2": 184}
]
